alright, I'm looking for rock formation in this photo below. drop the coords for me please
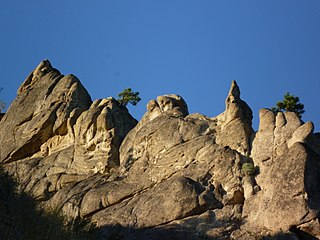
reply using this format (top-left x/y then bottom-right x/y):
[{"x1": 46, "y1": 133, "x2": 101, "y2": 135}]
[{"x1": 0, "y1": 60, "x2": 319, "y2": 239}]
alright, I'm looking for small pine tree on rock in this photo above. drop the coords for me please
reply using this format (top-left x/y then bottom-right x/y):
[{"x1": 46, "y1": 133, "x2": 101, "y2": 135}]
[
  {"x1": 117, "y1": 88, "x2": 141, "y2": 107},
  {"x1": 0, "y1": 88, "x2": 5, "y2": 113},
  {"x1": 271, "y1": 92, "x2": 305, "y2": 119}
]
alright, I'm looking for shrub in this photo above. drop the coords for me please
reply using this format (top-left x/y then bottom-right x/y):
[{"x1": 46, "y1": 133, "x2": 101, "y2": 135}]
[{"x1": 242, "y1": 162, "x2": 255, "y2": 176}]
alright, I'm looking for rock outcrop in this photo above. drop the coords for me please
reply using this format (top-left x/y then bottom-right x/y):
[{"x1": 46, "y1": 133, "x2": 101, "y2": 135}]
[
  {"x1": 0, "y1": 60, "x2": 319, "y2": 239},
  {"x1": 243, "y1": 109, "x2": 320, "y2": 236},
  {"x1": 0, "y1": 60, "x2": 137, "y2": 219},
  {"x1": 216, "y1": 80, "x2": 254, "y2": 156}
]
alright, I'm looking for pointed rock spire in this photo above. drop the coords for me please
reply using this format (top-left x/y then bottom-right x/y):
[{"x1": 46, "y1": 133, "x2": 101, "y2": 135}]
[
  {"x1": 17, "y1": 60, "x2": 55, "y2": 95},
  {"x1": 216, "y1": 80, "x2": 253, "y2": 155},
  {"x1": 228, "y1": 80, "x2": 240, "y2": 99},
  {"x1": 224, "y1": 80, "x2": 252, "y2": 124}
]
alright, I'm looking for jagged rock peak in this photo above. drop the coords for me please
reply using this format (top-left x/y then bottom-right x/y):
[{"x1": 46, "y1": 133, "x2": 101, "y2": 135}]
[
  {"x1": 216, "y1": 80, "x2": 253, "y2": 155},
  {"x1": 17, "y1": 59, "x2": 58, "y2": 95},
  {"x1": 227, "y1": 79, "x2": 241, "y2": 99},
  {"x1": 0, "y1": 60, "x2": 137, "y2": 168},
  {"x1": 224, "y1": 80, "x2": 252, "y2": 124}
]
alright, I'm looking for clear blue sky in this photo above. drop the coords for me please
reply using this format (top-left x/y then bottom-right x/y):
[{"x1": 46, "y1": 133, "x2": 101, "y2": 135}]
[{"x1": 0, "y1": 1, "x2": 319, "y2": 131}]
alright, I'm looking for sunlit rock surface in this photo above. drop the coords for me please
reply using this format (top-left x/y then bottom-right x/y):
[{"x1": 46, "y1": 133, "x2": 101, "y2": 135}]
[{"x1": 0, "y1": 60, "x2": 319, "y2": 239}]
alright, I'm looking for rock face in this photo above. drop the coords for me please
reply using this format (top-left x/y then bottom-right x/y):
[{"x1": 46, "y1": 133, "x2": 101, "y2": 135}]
[
  {"x1": 216, "y1": 80, "x2": 253, "y2": 156},
  {"x1": 0, "y1": 60, "x2": 137, "y2": 218},
  {"x1": 0, "y1": 60, "x2": 319, "y2": 239},
  {"x1": 243, "y1": 109, "x2": 320, "y2": 235}
]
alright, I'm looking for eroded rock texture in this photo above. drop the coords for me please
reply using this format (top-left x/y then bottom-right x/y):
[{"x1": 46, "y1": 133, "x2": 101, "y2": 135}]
[
  {"x1": 0, "y1": 60, "x2": 137, "y2": 220},
  {"x1": 243, "y1": 109, "x2": 320, "y2": 237},
  {"x1": 0, "y1": 61, "x2": 319, "y2": 239}
]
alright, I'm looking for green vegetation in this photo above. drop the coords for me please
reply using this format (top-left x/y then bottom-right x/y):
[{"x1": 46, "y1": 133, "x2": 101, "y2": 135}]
[
  {"x1": 117, "y1": 88, "x2": 141, "y2": 107},
  {"x1": 0, "y1": 87, "x2": 5, "y2": 113},
  {"x1": 271, "y1": 92, "x2": 305, "y2": 119},
  {"x1": 242, "y1": 162, "x2": 255, "y2": 176}
]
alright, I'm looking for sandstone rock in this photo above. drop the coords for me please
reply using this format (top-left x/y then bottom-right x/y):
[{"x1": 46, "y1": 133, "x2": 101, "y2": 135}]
[
  {"x1": 78, "y1": 102, "x2": 245, "y2": 225},
  {"x1": 17, "y1": 59, "x2": 53, "y2": 95},
  {"x1": 0, "y1": 60, "x2": 137, "y2": 219},
  {"x1": 244, "y1": 142, "x2": 320, "y2": 232},
  {"x1": 137, "y1": 94, "x2": 189, "y2": 128},
  {"x1": 135, "y1": 205, "x2": 242, "y2": 240},
  {"x1": 287, "y1": 121, "x2": 314, "y2": 148},
  {"x1": 216, "y1": 80, "x2": 253, "y2": 155},
  {"x1": 157, "y1": 94, "x2": 188, "y2": 116},
  {"x1": 251, "y1": 109, "x2": 313, "y2": 188},
  {"x1": 250, "y1": 108, "x2": 275, "y2": 164},
  {"x1": 0, "y1": 60, "x2": 92, "y2": 163},
  {"x1": 92, "y1": 176, "x2": 207, "y2": 228},
  {"x1": 62, "y1": 84, "x2": 253, "y2": 237},
  {"x1": 1, "y1": 62, "x2": 320, "y2": 240},
  {"x1": 68, "y1": 97, "x2": 137, "y2": 175},
  {"x1": 295, "y1": 219, "x2": 320, "y2": 239}
]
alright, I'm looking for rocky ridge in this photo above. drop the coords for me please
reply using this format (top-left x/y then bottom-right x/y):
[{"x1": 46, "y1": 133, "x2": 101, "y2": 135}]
[{"x1": 0, "y1": 60, "x2": 319, "y2": 239}]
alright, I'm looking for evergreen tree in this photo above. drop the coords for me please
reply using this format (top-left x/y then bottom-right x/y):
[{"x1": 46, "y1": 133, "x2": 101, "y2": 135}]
[
  {"x1": 271, "y1": 92, "x2": 305, "y2": 119},
  {"x1": 117, "y1": 88, "x2": 141, "y2": 107},
  {"x1": 0, "y1": 88, "x2": 5, "y2": 113}
]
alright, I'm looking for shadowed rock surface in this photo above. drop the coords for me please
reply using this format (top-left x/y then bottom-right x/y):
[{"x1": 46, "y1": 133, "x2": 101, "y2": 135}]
[{"x1": 0, "y1": 60, "x2": 319, "y2": 239}]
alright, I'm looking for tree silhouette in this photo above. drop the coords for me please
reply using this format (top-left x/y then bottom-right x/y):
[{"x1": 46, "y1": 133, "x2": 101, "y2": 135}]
[
  {"x1": 0, "y1": 88, "x2": 5, "y2": 113},
  {"x1": 271, "y1": 92, "x2": 305, "y2": 119},
  {"x1": 117, "y1": 88, "x2": 141, "y2": 107}
]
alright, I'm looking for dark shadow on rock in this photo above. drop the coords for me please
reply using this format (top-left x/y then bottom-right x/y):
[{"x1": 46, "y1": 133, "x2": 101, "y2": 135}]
[
  {"x1": 0, "y1": 167, "x2": 97, "y2": 240},
  {"x1": 304, "y1": 144, "x2": 320, "y2": 210},
  {"x1": 289, "y1": 226, "x2": 319, "y2": 240},
  {"x1": 0, "y1": 112, "x2": 5, "y2": 122},
  {"x1": 1, "y1": 164, "x2": 317, "y2": 240},
  {"x1": 94, "y1": 222, "x2": 303, "y2": 240},
  {"x1": 261, "y1": 232, "x2": 301, "y2": 240}
]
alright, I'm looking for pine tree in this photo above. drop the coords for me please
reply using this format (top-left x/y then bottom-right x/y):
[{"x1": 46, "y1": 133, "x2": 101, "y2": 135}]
[
  {"x1": 117, "y1": 88, "x2": 141, "y2": 107},
  {"x1": 271, "y1": 92, "x2": 305, "y2": 119},
  {"x1": 0, "y1": 88, "x2": 5, "y2": 113}
]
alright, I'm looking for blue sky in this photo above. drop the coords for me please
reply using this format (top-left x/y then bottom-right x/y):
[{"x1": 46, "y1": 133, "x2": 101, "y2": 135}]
[{"x1": 0, "y1": 1, "x2": 319, "y2": 131}]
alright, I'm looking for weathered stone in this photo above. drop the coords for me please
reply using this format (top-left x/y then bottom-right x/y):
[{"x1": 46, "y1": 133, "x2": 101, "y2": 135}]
[
  {"x1": 296, "y1": 219, "x2": 320, "y2": 239},
  {"x1": 250, "y1": 108, "x2": 275, "y2": 164},
  {"x1": 135, "y1": 206, "x2": 242, "y2": 240},
  {"x1": 0, "y1": 60, "x2": 92, "y2": 163},
  {"x1": 287, "y1": 121, "x2": 314, "y2": 148},
  {"x1": 137, "y1": 94, "x2": 189, "y2": 129},
  {"x1": 0, "y1": 60, "x2": 137, "y2": 220},
  {"x1": 1, "y1": 61, "x2": 319, "y2": 239},
  {"x1": 274, "y1": 111, "x2": 302, "y2": 156},
  {"x1": 66, "y1": 97, "x2": 137, "y2": 175},
  {"x1": 92, "y1": 176, "x2": 206, "y2": 228},
  {"x1": 243, "y1": 142, "x2": 320, "y2": 232},
  {"x1": 216, "y1": 80, "x2": 253, "y2": 155}
]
